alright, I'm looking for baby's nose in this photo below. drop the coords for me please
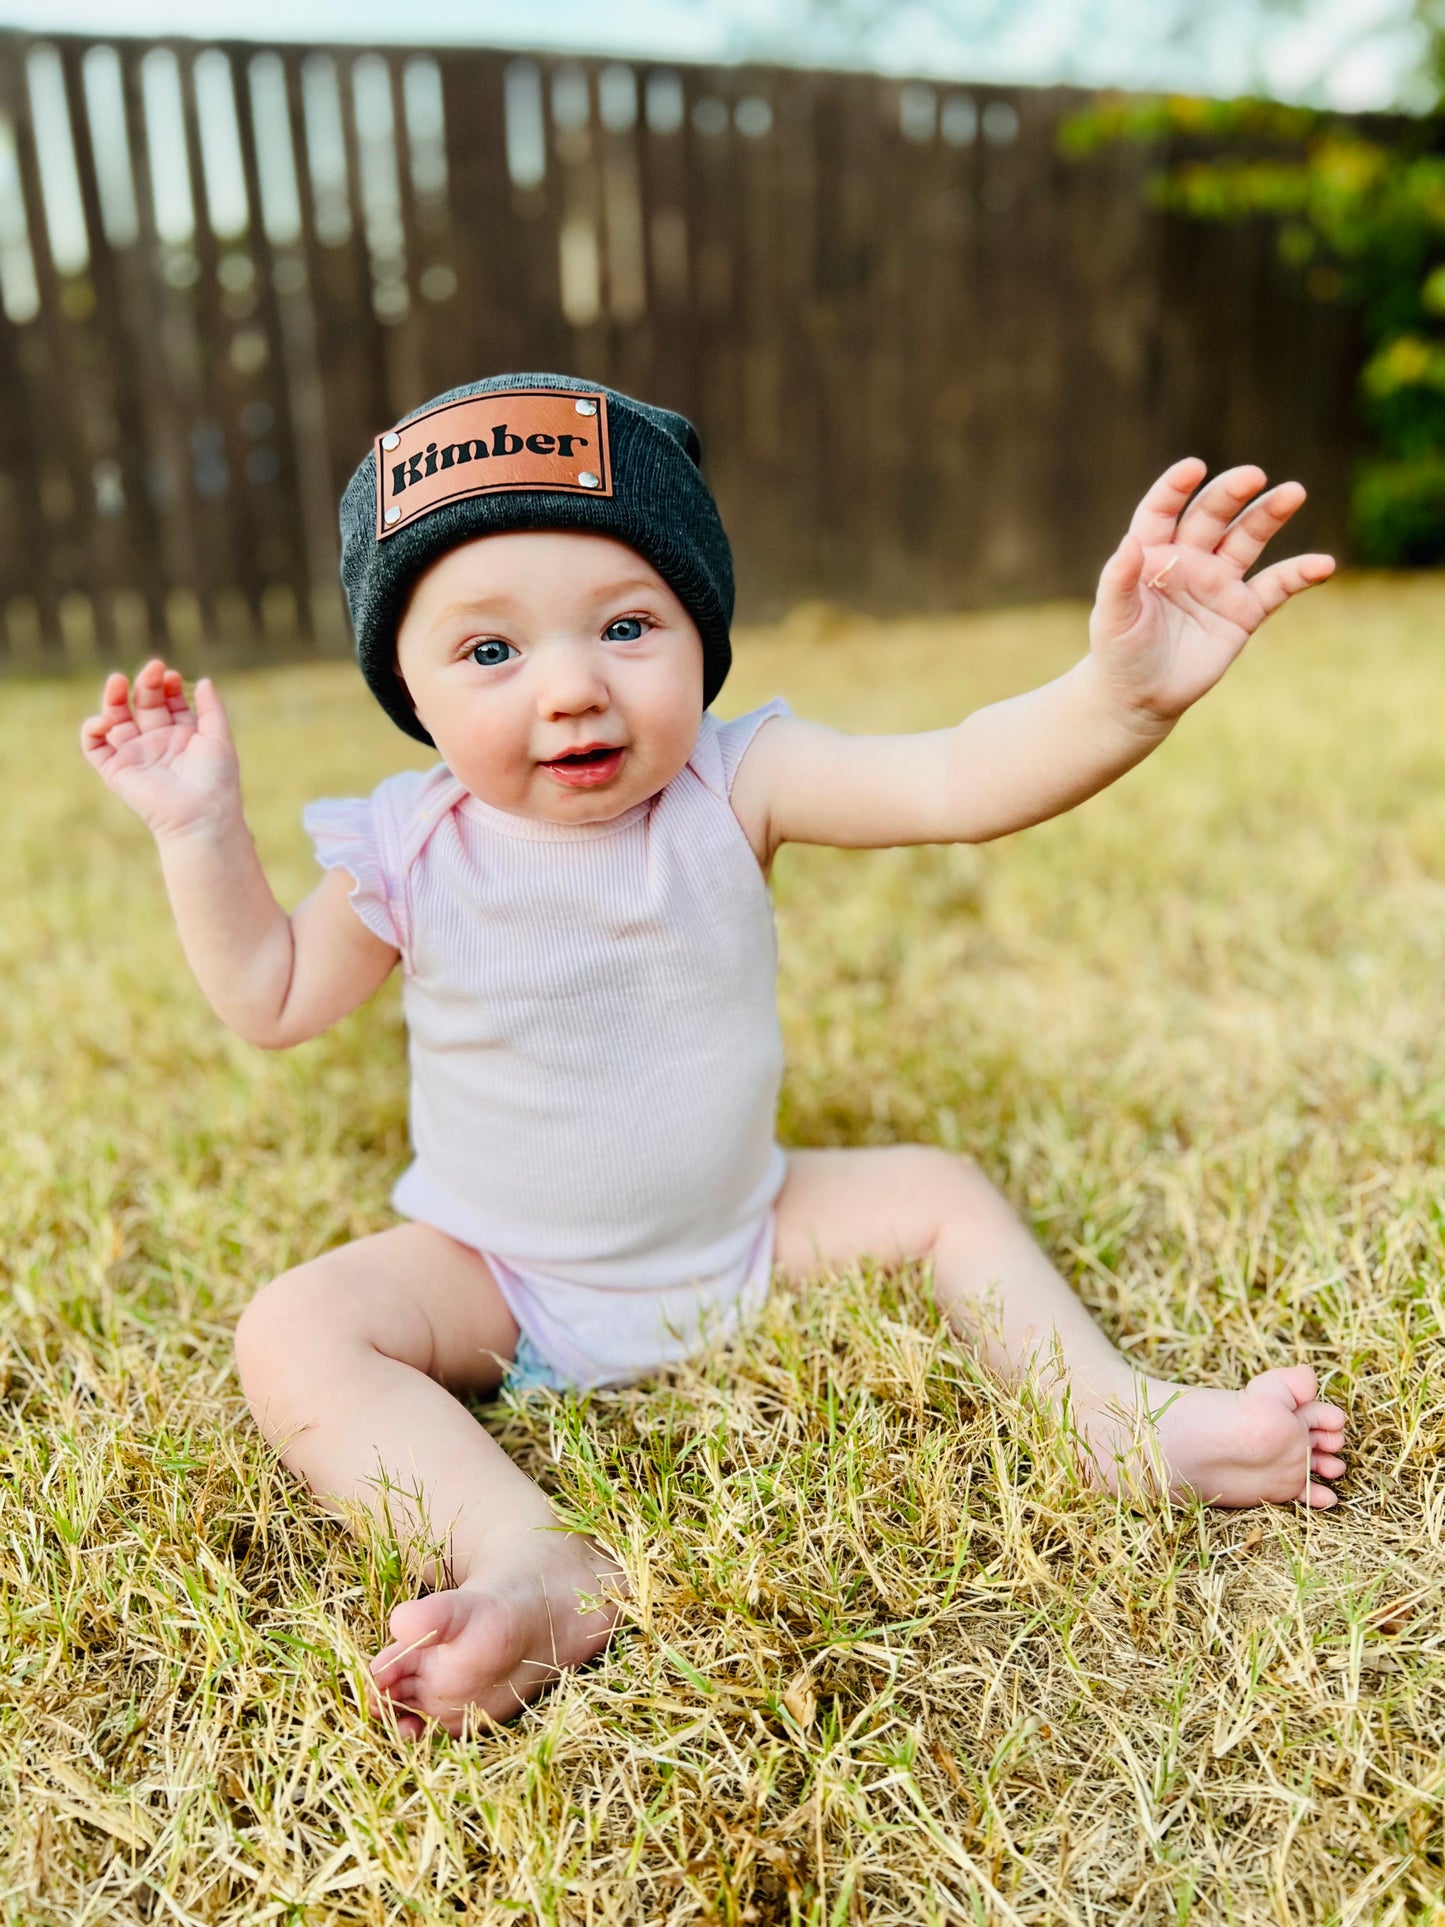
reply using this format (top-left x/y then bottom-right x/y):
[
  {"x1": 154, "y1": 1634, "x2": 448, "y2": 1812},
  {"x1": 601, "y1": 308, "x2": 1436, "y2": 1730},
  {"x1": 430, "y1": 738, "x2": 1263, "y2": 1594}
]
[{"x1": 535, "y1": 641, "x2": 608, "y2": 716}]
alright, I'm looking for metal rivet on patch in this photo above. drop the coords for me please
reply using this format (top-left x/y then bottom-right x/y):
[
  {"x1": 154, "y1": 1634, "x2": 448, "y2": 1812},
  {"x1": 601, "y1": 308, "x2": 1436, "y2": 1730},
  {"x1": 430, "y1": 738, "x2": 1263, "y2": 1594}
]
[
  {"x1": 381, "y1": 432, "x2": 400, "y2": 449},
  {"x1": 384, "y1": 505, "x2": 401, "y2": 524},
  {"x1": 578, "y1": 470, "x2": 600, "y2": 488},
  {"x1": 574, "y1": 398, "x2": 598, "y2": 416}
]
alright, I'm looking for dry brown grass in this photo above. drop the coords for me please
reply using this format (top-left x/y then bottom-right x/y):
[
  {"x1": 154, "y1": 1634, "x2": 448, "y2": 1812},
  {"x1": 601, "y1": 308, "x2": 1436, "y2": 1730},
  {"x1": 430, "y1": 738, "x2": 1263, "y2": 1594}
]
[{"x1": 4, "y1": 575, "x2": 1445, "y2": 1924}]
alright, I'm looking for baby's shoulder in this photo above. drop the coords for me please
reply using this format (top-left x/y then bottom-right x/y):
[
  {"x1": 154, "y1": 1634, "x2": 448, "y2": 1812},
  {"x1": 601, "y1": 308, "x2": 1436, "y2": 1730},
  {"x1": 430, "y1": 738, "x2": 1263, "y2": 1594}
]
[
  {"x1": 305, "y1": 762, "x2": 465, "y2": 882},
  {"x1": 367, "y1": 763, "x2": 469, "y2": 864},
  {"x1": 687, "y1": 698, "x2": 793, "y2": 801}
]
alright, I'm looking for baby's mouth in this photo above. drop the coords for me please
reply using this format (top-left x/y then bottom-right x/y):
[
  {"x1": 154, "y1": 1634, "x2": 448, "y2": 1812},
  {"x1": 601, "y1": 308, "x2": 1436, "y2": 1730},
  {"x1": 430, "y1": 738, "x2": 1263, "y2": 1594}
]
[
  {"x1": 550, "y1": 746, "x2": 618, "y2": 766},
  {"x1": 541, "y1": 743, "x2": 627, "y2": 787}
]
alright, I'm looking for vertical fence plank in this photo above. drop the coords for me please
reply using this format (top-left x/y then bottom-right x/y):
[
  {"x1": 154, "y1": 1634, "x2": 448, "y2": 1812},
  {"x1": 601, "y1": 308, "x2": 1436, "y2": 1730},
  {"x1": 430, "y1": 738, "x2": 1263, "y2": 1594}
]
[
  {"x1": 0, "y1": 41, "x2": 61, "y2": 657},
  {"x1": 282, "y1": 46, "x2": 378, "y2": 514},
  {"x1": 633, "y1": 59, "x2": 694, "y2": 417},
  {"x1": 175, "y1": 40, "x2": 260, "y2": 643},
  {"x1": 682, "y1": 68, "x2": 743, "y2": 557},
  {"x1": 4, "y1": 36, "x2": 87, "y2": 660},
  {"x1": 57, "y1": 37, "x2": 167, "y2": 655},
  {"x1": 116, "y1": 38, "x2": 209, "y2": 660},
  {"x1": 227, "y1": 41, "x2": 318, "y2": 647}
]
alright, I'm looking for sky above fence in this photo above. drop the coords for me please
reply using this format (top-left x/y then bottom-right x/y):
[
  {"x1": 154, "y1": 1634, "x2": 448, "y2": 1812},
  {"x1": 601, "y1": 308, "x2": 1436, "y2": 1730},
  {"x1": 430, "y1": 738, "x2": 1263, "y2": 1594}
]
[{"x1": 0, "y1": 0, "x2": 1424, "y2": 110}]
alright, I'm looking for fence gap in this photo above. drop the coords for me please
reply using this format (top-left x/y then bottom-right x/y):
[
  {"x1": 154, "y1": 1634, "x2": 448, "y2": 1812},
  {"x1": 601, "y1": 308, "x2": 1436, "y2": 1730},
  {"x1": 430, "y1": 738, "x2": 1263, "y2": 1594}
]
[
  {"x1": 81, "y1": 46, "x2": 138, "y2": 247},
  {"x1": 0, "y1": 113, "x2": 38, "y2": 320},
  {"x1": 247, "y1": 53, "x2": 302, "y2": 247},
  {"x1": 26, "y1": 44, "x2": 89, "y2": 274},
  {"x1": 351, "y1": 53, "x2": 408, "y2": 324},
  {"x1": 140, "y1": 48, "x2": 194, "y2": 251},
  {"x1": 194, "y1": 49, "x2": 249, "y2": 240},
  {"x1": 301, "y1": 53, "x2": 351, "y2": 246}
]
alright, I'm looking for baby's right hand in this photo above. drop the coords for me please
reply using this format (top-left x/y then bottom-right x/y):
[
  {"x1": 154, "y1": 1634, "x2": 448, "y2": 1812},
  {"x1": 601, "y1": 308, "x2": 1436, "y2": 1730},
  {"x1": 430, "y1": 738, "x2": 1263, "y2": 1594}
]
[{"x1": 80, "y1": 658, "x2": 241, "y2": 840}]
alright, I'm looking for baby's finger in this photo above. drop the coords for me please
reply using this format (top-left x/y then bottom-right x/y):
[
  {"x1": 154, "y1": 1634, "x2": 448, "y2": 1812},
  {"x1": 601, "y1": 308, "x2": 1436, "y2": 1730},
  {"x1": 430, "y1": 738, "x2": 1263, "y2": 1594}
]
[
  {"x1": 132, "y1": 657, "x2": 188, "y2": 731},
  {"x1": 80, "y1": 714, "x2": 116, "y2": 761},
  {"x1": 93, "y1": 669, "x2": 135, "y2": 724},
  {"x1": 1092, "y1": 529, "x2": 1144, "y2": 637},
  {"x1": 193, "y1": 676, "x2": 234, "y2": 744},
  {"x1": 1172, "y1": 464, "x2": 1267, "y2": 553},
  {"x1": 1127, "y1": 456, "x2": 1209, "y2": 549},
  {"x1": 80, "y1": 712, "x2": 140, "y2": 756},
  {"x1": 80, "y1": 673, "x2": 139, "y2": 759},
  {"x1": 1207, "y1": 481, "x2": 1306, "y2": 575},
  {"x1": 1246, "y1": 551, "x2": 1336, "y2": 618}
]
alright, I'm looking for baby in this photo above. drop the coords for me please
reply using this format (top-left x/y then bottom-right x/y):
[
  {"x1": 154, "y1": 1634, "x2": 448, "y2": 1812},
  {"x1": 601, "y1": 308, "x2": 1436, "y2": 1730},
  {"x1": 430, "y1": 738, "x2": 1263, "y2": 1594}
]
[{"x1": 81, "y1": 373, "x2": 1347, "y2": 1739}]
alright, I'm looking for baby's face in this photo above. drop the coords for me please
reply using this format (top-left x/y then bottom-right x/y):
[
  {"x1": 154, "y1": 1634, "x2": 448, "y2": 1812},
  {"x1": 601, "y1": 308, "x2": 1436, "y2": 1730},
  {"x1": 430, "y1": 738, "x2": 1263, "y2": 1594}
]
[{"x1": 395, "y1": 531, "x2": 706, "y2": 822}]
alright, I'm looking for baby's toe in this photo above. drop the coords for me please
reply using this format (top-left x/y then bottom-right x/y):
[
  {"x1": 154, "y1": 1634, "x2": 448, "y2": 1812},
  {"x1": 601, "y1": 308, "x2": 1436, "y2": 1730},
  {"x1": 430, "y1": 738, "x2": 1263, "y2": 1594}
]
[
  {"x1": 1311, "y1": 1451, "x2": 1346, "y2": 1480},
  {"x1": 1249, "y1": 1364, "x2": 1319, "y2": 1410},
  {"x1": 372, "y1": 1692, "x2": 426, "y2": 1740},
  {"x1": 371, "y1": 1675, "x2": 419, "y2": 1712},
  {"x1": 388, "y1": 1591, "x2": 463, "y2": 1651},
  {"x1": 1299, "y1": 1398, "x2": 1346, "y2": 1433},
  {"x1": 1305, "y1": 1479, "x2": 1340, "y2": 1509},
  {"x1": 371, "y1": 1635, "x2": 432, "y2": 1685}
]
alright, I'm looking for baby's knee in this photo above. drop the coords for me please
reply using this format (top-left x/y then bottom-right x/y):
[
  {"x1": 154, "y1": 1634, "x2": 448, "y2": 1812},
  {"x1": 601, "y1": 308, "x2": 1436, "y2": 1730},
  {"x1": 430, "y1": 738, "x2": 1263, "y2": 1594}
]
[
  {"x1": 234, "y1": 1252, "x2": 433, "y2": 1395},
  {"x1": 890, "y1": 1144, "x2": 1015, "y2": 1238},
  {"x1": 892, "y1": 1142, "x2": 993, "y2": 1204},
  {"x1": 234, "y1": 1265, "x2": 329, "y2": 1395},
  {"x1": 233, "y1": 1261, "x2": 381, "y2": 1398}
]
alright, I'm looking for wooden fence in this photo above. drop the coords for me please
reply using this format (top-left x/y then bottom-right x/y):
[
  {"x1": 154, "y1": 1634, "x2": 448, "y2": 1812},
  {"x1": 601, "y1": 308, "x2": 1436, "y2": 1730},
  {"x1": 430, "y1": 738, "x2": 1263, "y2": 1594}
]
[{"x1": 0, "y1": 32, "x2": 1366, "y2": 670}]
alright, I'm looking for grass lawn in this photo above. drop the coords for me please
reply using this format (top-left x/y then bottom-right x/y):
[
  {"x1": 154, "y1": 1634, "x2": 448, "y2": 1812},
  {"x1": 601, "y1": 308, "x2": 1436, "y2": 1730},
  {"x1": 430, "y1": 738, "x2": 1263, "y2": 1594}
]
[{"x1": 4, "y1": 574, "x2": 1445, "y2": 1924}]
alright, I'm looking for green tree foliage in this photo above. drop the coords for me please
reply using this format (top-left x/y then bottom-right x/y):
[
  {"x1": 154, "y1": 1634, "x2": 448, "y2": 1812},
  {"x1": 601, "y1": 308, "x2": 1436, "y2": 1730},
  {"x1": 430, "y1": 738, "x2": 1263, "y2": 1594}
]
[{"x1": 1063, "y1": 10, "x2": 1445, "y2": 564}]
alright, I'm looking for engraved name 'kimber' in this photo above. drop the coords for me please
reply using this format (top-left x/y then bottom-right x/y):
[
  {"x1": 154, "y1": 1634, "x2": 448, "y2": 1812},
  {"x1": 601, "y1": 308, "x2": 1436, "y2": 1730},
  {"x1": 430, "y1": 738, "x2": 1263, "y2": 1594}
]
[
  {"x1": 390, "y1": 424, "x2": 592, "y2": 495},
  {"x1": 375, "y1": 389, "x2": 615, "y2": 538}
]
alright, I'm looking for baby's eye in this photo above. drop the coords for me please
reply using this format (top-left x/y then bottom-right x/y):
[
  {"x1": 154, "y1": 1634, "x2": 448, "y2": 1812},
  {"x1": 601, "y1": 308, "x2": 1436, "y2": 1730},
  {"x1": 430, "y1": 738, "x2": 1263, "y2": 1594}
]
[
  {"x1": 603, "y1": 616, "x2": 651, "y2": 643},
  {"x1": 468, "y1": 638, "x2": 516, "y2": 668}
]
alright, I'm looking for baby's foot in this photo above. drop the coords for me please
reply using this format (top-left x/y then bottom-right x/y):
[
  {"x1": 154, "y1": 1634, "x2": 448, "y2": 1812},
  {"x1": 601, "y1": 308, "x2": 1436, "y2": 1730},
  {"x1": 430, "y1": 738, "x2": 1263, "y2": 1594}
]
[
  {"x1": 1089, "y1": 1364, "x2": 1347, "y2": 1509},
  {"x1": 368, "y1": 1529, "x2": 623, "y2": 1738}
]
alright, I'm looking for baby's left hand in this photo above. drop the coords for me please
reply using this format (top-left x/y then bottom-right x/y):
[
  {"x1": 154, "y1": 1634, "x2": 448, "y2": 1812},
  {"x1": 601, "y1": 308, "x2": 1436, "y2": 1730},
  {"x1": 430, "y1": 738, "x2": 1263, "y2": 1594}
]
[{"x1": 1089, "y1": 459, "x2": 1335, "y2": 728}]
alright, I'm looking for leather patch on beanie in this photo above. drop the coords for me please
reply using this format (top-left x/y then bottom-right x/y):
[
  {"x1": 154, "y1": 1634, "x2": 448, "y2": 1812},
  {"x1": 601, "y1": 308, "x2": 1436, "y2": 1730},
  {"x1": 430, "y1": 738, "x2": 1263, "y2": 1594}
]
[{"x1": 375, "y1": 389, "x2": 614, "y2": 537}]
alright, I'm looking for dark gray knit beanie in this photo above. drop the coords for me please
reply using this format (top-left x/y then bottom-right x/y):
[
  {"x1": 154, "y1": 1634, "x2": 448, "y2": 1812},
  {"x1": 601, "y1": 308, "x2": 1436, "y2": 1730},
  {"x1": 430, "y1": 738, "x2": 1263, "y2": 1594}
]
[{"x1": 339, "y1": 371, "x2": 734, "y2": 746}]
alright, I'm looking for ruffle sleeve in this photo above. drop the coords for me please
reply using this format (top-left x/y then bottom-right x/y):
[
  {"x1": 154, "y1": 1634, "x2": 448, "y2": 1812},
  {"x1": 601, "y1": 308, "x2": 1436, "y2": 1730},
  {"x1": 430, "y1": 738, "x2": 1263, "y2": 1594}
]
[
  {"x1": 717, "y1": 697, "x2": 791, "y2": 795},
  {"x1": 302, "y1": 794, "x2": 405, "y2": 953}
]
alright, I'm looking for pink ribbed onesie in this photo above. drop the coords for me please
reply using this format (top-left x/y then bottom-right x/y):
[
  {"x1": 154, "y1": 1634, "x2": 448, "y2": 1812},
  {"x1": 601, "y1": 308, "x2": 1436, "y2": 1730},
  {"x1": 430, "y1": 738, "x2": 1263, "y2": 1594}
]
[{"x1": 303, "y1": 700, "x2": 790, "y2": 1387}]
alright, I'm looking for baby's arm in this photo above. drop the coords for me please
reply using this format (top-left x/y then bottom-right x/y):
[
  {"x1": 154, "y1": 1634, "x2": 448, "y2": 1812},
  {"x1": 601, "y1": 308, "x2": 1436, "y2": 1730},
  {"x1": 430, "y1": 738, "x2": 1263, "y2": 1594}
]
[
  {"x1": 732, "y1": 460, "x2": 1335, "y2": 859},
  {"x1": 81, "y1": 659, "x2": 397, "y2": 1047}
]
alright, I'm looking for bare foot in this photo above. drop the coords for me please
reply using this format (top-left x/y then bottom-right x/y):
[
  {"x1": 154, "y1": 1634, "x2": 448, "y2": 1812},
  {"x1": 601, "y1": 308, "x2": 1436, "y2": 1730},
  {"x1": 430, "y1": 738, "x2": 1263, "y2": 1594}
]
[
  {"x1": 368, "y1": 1529, "x2": 624, "y2": 1738},
  {"x1": 1085, "y1": 1364, "x2": 1347, "y2": 1509}
]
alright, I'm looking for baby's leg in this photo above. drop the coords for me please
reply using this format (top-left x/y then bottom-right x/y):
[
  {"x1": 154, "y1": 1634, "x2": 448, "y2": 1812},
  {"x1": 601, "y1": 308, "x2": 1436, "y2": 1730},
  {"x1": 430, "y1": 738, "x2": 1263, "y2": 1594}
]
[
  {"x1": 773, "y1": 1146, "x2": 1346, "y2": 1507},
  {"x1": 234, "y1": 1224, "x2": 621, "y2": 1736}
]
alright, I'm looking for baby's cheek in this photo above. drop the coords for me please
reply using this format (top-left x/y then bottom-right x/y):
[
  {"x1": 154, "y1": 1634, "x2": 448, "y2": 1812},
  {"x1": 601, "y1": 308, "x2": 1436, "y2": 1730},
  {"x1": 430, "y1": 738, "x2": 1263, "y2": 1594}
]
[
  {"x1": 646, "y1": 682, "x2": 706, "y2": 760},
  {"x1": 432, "y1": 718, "x2": 518, "y2": 802}
]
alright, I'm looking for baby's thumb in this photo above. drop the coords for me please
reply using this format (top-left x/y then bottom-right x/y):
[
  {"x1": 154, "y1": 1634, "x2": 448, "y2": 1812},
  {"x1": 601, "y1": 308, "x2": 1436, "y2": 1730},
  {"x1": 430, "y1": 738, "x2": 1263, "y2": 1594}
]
[
  {"x1": 1093, "y1": 531, "x2": 1144, "y2": 637},
  {"x1": 194, "y1": 676, "x2": 232, "y2": 742}
]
